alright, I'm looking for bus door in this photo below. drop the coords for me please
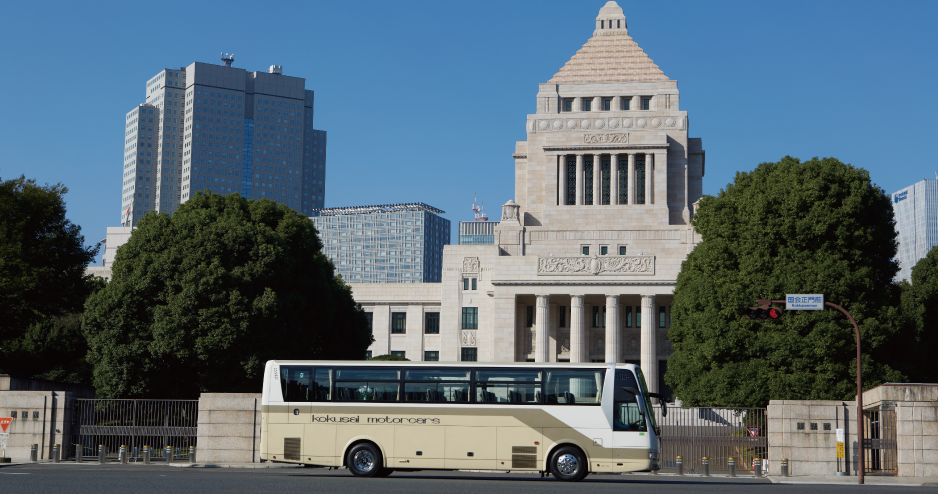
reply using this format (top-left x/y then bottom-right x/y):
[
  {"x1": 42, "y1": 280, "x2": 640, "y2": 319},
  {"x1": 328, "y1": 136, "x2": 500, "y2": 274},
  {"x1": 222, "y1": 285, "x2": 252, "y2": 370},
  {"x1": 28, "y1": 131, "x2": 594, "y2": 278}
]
[{"x1": 612, "y1": 369, "x2": 651, "y2": 472}]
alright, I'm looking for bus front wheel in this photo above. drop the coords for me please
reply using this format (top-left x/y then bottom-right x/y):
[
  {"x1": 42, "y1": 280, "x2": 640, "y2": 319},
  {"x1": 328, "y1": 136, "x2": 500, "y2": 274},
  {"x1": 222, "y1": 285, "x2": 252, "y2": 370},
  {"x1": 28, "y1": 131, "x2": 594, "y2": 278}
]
[
  {"x1": 346, "y1": 443, "x2": 385, "y2": 477},
  {"x1": 549, "y1": 446, "x2": 588, "y2": 482}
]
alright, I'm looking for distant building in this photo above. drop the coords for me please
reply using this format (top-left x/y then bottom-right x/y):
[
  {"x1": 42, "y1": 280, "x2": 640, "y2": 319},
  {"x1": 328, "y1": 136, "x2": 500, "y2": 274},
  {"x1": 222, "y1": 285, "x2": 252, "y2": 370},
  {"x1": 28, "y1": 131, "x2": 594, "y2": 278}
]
[
  {"x1": 309, "y1": 203, "x2": 451, "y2": 283},
  {"x1": 120, "y1": 53, "x2": 326, "y2": 225},
  {"x1": 892, "y1": 178, "x2": 938, "y2": 281},
  {"x1": 458, "y1": 221, "x2": 499, "y2": 245}
]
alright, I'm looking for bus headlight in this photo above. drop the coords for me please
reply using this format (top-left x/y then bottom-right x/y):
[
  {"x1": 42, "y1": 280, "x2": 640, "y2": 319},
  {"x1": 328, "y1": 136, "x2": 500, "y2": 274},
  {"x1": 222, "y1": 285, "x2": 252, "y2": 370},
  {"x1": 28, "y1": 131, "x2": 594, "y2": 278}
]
[{"x1": 649, "y1": 450, "x2": 659, "y2": 461}]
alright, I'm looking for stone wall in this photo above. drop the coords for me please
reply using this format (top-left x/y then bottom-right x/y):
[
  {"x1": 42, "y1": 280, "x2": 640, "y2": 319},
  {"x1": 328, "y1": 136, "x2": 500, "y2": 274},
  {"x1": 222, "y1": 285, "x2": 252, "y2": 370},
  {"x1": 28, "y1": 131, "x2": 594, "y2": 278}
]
[
  {"x1": 896, "y1": 401, "x2": 938, "y2": 477},
  {"x1": 196, "y1": 393, "x2": 261, "y2": 463},
  {"x1": 767, "y1": 400, "x2": 859, "y2": 476},
  {"x1": 0, "y1": 391, "x2": 73, "y2": 461}
]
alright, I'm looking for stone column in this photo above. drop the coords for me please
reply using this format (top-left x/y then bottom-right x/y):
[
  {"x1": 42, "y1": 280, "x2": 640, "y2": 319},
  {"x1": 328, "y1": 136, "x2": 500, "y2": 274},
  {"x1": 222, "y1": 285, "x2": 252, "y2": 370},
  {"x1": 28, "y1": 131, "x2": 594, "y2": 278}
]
[
  {"x1": 535, "y1": 295, "x2": 550, "y2": 363},
  {"x1": 640, "y1": 295, "x2": 657, "y2": 393},
  {"x1": 558, "y1": 154, "x2": 567, "y2": 206},
  {"x1": 645, "y1": 153, "x2": 654, "y2": 205},
  {"x1": 628, "y1": 153, "x2": 636, "y2": 205},
  {"x1": 570, "y1": 295, "x2": 585, "y2": 363},
  {"x1": 592, "y1": 154, "x2": 601, "y2": 206},
  {"x1": 604, "y1": 295, "x2": 620, "y2": 363},
  {"x1": 610, "y1": 153, "x2": 619, "y2": 205},
  {"x1": 592, "y1": 96, "x2": 602, "y2": 112},
  {"x1": 655, "y1": 149, "x2": 668, "y2": 209},
  {"x1": 575, "y1": 155, "x2": 584, "y2": 206}
]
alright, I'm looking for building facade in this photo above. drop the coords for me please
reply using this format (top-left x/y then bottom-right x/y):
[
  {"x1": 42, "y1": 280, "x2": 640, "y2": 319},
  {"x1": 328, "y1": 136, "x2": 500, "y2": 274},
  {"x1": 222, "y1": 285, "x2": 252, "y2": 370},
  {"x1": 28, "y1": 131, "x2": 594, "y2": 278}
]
[
  {"x1": 458, "y1": 221, "x2": 499, "y2": 245},
  {"x1": 892, "y1": 178, "x2": 938, "y2": 281},
  {"x1": 310, "y1": 203, "x2": 451, "y2": 283},
  {"x1": 350, "y1": 1, "x2": 705, "y2": 396},
  {"x1": 120, "y1": 55, "x2": 326, "y2": 225}
]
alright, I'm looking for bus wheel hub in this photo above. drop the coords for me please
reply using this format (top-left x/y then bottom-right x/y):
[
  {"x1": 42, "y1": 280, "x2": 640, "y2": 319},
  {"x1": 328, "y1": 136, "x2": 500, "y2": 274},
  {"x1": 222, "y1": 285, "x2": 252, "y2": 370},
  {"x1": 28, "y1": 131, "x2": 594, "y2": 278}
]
[
  {"x1": 354, "y1": 451, "x2": 374, "y2": 471},
  {"x1": 557, "y1": 454, "x2": 578, "y2": 474}
]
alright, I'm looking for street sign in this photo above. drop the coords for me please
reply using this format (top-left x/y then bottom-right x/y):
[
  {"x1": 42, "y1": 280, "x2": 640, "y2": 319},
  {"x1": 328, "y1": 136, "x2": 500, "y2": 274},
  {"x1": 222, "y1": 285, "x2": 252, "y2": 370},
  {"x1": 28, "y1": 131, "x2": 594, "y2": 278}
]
[
  {"x1": 836, "y1": 441, "x2": 845, "y2": 458},
  {"x1": 0, "y1": 417, "x2": 11, "y2": 433},
  {"x1": 836, "y1": 428, "x2": 845, "y2": 442},
  {"x1": 786, "y1": 294, "x2": 824, "y2": 310},
  {"x1": 747, "y1": 426, "x2": 761, "y2": 437}
]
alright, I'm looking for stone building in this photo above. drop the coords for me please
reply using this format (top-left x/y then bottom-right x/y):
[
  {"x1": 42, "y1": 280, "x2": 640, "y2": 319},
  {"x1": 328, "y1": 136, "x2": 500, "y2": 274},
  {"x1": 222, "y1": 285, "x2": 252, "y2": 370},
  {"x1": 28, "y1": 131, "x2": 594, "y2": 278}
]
[{"x1": 350, "y1": 1, "x2": 705, "y2": 395}]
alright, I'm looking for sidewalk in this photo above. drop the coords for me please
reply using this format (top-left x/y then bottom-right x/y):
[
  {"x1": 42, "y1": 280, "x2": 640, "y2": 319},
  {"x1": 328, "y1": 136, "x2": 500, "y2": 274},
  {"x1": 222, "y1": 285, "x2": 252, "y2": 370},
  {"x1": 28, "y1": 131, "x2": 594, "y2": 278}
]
[{"x1": 766, "y1": 474, "x2": 938, "y2": 486}]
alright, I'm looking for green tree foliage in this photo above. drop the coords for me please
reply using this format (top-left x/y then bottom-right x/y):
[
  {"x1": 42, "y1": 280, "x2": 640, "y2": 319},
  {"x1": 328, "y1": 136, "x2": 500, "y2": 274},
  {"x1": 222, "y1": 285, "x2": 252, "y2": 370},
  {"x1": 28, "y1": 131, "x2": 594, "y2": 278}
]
[
  {"x1": 0, "y1": 175, "x2": 99, "y2": 379},
  {"x1": 666, "y1": 157, "x2": 905, "y2": 407},
  {"x1": 83, "y1": 192, "x2": 373, "y2": 398},
  {"x1": 369, "y1": 354, "x2": 410, "y2": 361},
  {"x1": 890, "y1": 247, "x2": 938, "y2": 383}
]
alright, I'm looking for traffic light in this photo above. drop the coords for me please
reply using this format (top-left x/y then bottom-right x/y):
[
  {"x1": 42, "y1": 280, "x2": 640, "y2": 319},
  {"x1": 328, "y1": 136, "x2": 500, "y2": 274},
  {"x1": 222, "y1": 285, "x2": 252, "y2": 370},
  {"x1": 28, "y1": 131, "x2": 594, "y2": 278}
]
[{"x1": 746, "y1": 305, "x2": 784, "y2": 320}]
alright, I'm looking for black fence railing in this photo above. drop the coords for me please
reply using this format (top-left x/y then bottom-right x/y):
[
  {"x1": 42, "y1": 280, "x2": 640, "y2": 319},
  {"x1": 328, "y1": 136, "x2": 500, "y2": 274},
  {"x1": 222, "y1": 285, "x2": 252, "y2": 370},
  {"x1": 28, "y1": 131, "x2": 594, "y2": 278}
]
[
  {"x1": 863, "y1": 406, "x2": 897, "y2": 475},
  {"x1": 70, "y1": 399, "x2": 198, "y2": 460},
  {"x1": 653, "y1": 406, "x2": 767, "y2": 473}
]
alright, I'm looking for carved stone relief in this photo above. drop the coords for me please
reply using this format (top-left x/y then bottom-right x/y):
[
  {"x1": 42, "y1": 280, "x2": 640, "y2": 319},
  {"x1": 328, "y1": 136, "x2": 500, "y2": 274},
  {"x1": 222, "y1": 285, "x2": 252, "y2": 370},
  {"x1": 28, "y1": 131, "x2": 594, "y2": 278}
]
[
  {"x1": 501, "y1": 200, "x2": 520, "y2": 222},
  {"x1": 583, "y1": 133, "x2": 628, "y2": 144},
  {"x1": 657, "y1": 332, "x2": 674, "y2": 355},
  {"x1": 590, "y1": 332, "x2": 605, "y2": 354},
  {"x1": 537, "y1": 255, "x2": 654, "y2": 275},
  {"x1": 461, "y1": 330, "x2": 477, "y2": 347},
  {"x1": 462, "y1": 257, "x2": 479, "y2": 273},
  {"x1": 625, "y1": 332, "x2": 641, "y2": 354},
  {"x1": 524, "y1": 329, "x2": 535, "y2": 354},
  {"x1": 559, "y1": 332, "x2": 570, "y2": 354}
]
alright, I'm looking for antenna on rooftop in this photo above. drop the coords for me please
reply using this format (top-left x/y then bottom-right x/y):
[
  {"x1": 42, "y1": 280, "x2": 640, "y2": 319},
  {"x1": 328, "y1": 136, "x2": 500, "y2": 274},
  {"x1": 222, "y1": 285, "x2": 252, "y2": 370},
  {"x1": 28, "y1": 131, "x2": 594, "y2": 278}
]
[
  {"x1": 472, "y1": 193, "x2": 488, "y2": 221},
  {"x1": 221, "y1": 52, "x2": 234, "y2": 67}
]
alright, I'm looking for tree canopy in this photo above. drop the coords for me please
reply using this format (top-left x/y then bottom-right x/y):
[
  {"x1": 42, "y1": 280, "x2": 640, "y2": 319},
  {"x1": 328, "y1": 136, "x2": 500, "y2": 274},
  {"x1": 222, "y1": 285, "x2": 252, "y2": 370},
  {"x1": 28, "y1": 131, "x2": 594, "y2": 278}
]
[
  {"x1": 83, "y1": 192, "x2": 373, "y2": 398},
  {"x1": 666, "y1": 156, "x2": 906, "y2": 407},
  {"x1": 0, "y1": 175, "x2": 99, "y2": 379},
  {"x1": 892, "y1": 246, "x2": 938, "y2": 384}
]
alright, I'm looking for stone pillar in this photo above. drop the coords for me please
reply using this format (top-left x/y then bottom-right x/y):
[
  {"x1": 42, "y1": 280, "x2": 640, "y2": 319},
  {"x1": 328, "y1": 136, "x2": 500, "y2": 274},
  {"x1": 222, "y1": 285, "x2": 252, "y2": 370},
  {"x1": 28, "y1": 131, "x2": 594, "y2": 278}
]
[
  {"x1": 592, "y1": 96, "x2": 602, "y2": 112},
  {"x1": 655, "y1": 149, "x2": 668, "y2": 209},
  {"x1": 640, "y1": 295, "x2": 657, "y2": 393},
  {"x1": 575, "y1": 155, "x2": 584, "y2": 206},
  {"x1": 570, "y1": 295, "x2": 585, "y2": 363},
  {"x1": 628, "y1": 153, "x2": 636, "y2": 205},
  {"x1": 593, "y1": 154, "x2": 601, "y2": 206},
  {"x1": 534, "y1": 295, "x2": 550, "y2": 363},
  {"x1": 645, "y1": 154, "x2": 654, "y2": 205},
  {"x1": 610, "y1": 153, "x2": 619, "y2": 205},
  {"x1": 573, "y1": 97, "x2": 582, "y2": 112},
  {"x1": 558, "y1": 154, "x2": 567, "y2": 206},
  {"x1": 604, "y1": 295, "x2": 620, "y2": 363}
]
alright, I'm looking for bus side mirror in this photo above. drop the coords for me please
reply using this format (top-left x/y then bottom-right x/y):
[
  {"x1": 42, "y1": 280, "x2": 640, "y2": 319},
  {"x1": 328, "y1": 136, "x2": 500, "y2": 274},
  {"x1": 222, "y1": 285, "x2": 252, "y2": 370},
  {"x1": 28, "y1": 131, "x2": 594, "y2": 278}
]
[{"x1": 648, "y1": 392, "x2": 668, "y2": 417}]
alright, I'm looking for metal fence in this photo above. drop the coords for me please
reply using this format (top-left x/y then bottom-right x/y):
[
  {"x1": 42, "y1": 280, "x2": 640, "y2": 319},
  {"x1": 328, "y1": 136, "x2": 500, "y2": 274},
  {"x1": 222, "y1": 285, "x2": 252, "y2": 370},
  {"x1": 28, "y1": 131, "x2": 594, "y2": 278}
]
[
  {"x1": 653, "y1": 406, "x2": 767, "y2": 473},
  {"x1": 863, "y1": 406, "x2": 897, "y2": 475},
  {"x1": 70, "y1": 399, "x2": 198, "y2": 460}
]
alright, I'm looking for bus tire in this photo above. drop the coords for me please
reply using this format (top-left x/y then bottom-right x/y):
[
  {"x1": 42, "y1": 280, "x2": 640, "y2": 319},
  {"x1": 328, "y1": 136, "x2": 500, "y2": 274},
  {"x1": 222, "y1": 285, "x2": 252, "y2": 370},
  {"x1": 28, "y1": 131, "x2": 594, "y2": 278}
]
[
  {"x1": 346, "y1": 443, "x2": 384, "y2": 477},
  {"x1": 549, "y1": 446, "x2": 587, "y2": 482}
]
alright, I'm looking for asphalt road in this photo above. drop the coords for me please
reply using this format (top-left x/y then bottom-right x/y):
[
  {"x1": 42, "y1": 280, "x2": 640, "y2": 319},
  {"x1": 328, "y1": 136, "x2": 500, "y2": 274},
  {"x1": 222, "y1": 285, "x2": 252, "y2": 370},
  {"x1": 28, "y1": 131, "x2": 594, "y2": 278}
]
[{"x1": 1, "y1": 464, "x2": 933, "y2": 493}]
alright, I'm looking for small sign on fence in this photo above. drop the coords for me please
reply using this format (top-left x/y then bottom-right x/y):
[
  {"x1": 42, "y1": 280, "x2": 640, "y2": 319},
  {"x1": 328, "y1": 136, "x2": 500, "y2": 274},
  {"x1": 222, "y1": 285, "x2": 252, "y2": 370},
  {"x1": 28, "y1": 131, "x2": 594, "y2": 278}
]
[{"x1": 747, "y1": 426, "x2": 761, "y2": 437}]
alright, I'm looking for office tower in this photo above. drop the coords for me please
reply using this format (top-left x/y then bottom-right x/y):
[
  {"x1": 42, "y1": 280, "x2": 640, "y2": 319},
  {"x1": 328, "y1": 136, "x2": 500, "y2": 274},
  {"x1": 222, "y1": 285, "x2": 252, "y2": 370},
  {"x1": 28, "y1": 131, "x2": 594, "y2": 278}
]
[
  {"x1": 120, "y1": 55, "x2": 327, "y2": 225},
  {"x1": 309, "y1": 203, "x2": 451, "y2": 283},
  {"x1": 892, "y1": 178, "x2": 938, "y2": 281}
]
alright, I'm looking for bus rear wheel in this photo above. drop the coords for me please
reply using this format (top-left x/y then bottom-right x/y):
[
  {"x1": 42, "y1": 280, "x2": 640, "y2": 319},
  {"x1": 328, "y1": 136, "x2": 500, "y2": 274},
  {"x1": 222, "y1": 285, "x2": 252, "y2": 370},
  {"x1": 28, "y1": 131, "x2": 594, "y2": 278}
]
[
  {"x1": 549, "y1": 446, "x2": 588, "y2": 482},
  {"x1": 346, "y1": 443, "x2": 384, "y2": 477}
]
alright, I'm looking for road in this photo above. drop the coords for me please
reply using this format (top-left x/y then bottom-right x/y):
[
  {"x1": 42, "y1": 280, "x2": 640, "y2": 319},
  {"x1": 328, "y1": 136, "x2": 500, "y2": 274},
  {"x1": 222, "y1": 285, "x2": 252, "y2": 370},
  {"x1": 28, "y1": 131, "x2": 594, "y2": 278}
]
[{"x1": 0, "y1": 464, "x2": 932, "y2": 493}]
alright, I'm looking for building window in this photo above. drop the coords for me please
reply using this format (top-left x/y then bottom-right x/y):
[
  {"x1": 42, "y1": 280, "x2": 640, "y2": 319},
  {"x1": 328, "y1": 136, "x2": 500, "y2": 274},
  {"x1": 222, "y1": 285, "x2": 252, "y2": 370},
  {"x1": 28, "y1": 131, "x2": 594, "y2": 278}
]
[
  {"x1": 642, "y1": 98, "x2": 651, "y2": 110},
  {"x1": 637, "y1": 310, "x2": 642, "y2": 328},
  {"x1": 461, "y1": 348, "x2": 478, "y2": 362},
  {"x1": 619, "y1": 246, "x2": 627, "y2": 255},
  {"x1": 424, "y1": 351, "x2": 439, "y2": 361},
  {"x1": 391, "y1": 351, "x2": 406, "y2": 359},
  {"x1": 592, "y1": 306, "x2": 605, "y2": 327},
  {"x1": 582, "y1": 99, "x2": 591, "y2": 111},
  {"x1": 603, "y1": 98, "x2": 611, "y2": 111},
  {"x1": 424, "y1": 312, "x2": 440, "y2": 334},
  {"x1": 526, "y1": 306, "x2": 534, "y2": 327},
  {"x1": 635, "y1": 156, "x2": 646, "y2": 204},
  {"x1": 600, "y1": 246, "x2": 608, "y2": 255},
  {"x1": 365, "y1": 312, "x2": 373, "y2": 334},
  {"x1": 659, "y1": 306, "x2": 667, "y2": 328},
  {"x1": 365, "y1": 351, "x2": 372, "y2": 360},
  {"x1": 621, "y1": 98, "x2": 630, "y2": 111},
  {"x1": 464, "y1": 277, "x2": 477, "y2": 290},
  {"x1": 559, "y1": 306, "x2": 567, "y2": 328},
  {"x1": 582, "y1": 246, "x2": 590, "y2": 255},
  {"x1": 464, "y1": 278, "x2": 469, "y2": 290},
  {"x1": 563, "y1": 100, "x2": 573, "y2": 112},
  {"x1": 471, "y1": 278, "x2": 477, "y2": 290},
  {"x1": 462, "y1": 307, "x2": 478, "y2": 329},
  {"x1": 625, "y1": 306, "x2": 633, "y2": 327},
  {"x1": 391, "y1": 312, "x2": 406, "y2": 334}
]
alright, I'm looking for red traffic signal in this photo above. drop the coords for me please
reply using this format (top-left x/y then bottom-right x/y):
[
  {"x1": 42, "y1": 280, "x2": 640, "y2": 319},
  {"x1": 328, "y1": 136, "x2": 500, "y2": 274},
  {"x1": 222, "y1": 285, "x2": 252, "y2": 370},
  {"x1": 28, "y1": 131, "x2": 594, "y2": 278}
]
[{"x1": 746, "y1": 306, "x2": 784, "y2": 320}]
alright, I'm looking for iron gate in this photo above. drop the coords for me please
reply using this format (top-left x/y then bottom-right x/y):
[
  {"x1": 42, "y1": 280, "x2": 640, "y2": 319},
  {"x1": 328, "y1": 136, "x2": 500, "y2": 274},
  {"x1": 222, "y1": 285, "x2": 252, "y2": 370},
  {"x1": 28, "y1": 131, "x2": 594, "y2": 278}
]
[
  {"x1": 654, "y1": 406, "x2": 767, "y2": 473},
  {"x1": 863, "y1": 405, "x2": 897, "y2": 475},
  {"x1": 70, "y1": 399, "x2": 198, "y2": 460}
]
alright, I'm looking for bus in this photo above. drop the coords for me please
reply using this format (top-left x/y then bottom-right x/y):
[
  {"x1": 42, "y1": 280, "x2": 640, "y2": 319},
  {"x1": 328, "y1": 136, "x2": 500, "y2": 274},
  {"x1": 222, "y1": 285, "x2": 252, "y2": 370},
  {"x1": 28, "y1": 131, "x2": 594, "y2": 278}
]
[{"x1": 260, "y1": 361, "x2": 666, "y2": 481}]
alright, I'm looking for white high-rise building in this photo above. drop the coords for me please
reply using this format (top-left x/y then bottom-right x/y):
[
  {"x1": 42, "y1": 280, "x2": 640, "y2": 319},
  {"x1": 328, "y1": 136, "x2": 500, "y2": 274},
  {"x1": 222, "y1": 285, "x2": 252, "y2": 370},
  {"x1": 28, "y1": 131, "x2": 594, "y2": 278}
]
[
  {"x1": 892, "y1": 178, "x2": 938, "y2": 281},
  {"x1": 120, "y1": 55, "x2": 327, "y2": 225}
]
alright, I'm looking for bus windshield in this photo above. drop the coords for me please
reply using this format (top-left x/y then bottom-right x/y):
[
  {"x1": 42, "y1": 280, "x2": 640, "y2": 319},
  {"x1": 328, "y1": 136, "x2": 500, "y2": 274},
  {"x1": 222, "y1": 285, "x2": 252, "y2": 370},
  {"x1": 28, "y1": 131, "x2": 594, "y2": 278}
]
[{"x1": 635, "y1": 367, "x2": 658, "y2": 433}]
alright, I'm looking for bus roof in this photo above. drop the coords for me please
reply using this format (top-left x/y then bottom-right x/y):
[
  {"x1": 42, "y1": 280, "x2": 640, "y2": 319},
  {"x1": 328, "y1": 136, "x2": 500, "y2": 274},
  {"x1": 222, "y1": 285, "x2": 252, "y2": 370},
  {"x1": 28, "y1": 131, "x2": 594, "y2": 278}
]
[{"x1": 268, "y1": 360, "x2": 639, "y2": 369}]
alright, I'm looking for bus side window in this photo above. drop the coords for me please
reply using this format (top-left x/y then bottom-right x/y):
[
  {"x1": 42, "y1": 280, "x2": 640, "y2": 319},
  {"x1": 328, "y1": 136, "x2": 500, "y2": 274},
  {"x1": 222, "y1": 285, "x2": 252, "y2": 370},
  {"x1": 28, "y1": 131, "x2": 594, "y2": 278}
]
[
  {"x1": 313, "y1": 368, "x2": 332, "y2": 401},
  {"x1": 282, "y1": 366, "x2": 313, "y2": 402},
  {"x1": 544, "y1": 370, "x2": 605, "y2": 405}
]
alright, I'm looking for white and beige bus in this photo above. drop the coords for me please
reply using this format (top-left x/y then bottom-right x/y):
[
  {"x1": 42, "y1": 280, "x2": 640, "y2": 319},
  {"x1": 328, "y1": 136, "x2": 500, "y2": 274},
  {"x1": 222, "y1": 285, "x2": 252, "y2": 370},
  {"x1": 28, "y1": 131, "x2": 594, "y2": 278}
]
[{"x1": 260, "y1": 361, "x2": 666, "y2": 481}]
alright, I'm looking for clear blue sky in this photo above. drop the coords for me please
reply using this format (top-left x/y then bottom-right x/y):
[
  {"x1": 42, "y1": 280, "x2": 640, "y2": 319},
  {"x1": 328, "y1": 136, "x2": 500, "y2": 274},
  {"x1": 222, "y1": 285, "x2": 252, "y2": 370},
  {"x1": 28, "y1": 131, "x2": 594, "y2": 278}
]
[{"x1": 2, "y1": 0, "x2": 936, "y2": 263}]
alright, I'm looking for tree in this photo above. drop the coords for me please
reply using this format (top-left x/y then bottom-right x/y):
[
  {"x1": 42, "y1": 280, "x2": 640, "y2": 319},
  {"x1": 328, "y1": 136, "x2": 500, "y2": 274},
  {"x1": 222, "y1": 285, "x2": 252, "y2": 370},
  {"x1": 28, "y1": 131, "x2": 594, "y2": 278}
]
[
  {"x1": 369, "y1": 354, "x2": 410, "y2": 361},
  {"x1": 83, "y1": 192, "x2": 373, "y2": 398},
  {"x1": 0, "y1": 175, "x2": 99, "y2": 378},
  {"x1": 889, "y1": 247, "x2": 938, "y2": 383},
  {"x1": 666, "y1": 156, "x2": 905, "y2": 407}
]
